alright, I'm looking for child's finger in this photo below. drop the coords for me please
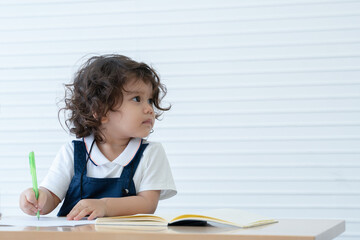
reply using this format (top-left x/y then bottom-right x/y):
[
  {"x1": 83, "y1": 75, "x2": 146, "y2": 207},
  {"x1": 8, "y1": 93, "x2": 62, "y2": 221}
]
[
  {"x1": 21, "y1": 201, "x2": 38, "y2": 215},
  {"x1": 19, "y1": 193, "x2": 38, "y2": 215},
  {"x1": 87, "y1": 211, "x2": 98, "y2": 220},
  {"x1": 67, "y1": 205, "x2": 81, "y2": 220},
  {"x1": 37, "y1": 190, "x2": 46, "y2": 212},
  {"x1": 74, "y1": 208, "x2": 91, "y2": 221},
  {"x1": 24, "y1": 190, "x2": 38, "y2": 207}
]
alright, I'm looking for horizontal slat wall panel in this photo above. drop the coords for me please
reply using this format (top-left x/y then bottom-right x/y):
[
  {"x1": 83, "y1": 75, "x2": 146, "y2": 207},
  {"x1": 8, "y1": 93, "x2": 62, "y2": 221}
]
[{"x1": 0, "y1": 1, "x2": 359, "y2": 239}]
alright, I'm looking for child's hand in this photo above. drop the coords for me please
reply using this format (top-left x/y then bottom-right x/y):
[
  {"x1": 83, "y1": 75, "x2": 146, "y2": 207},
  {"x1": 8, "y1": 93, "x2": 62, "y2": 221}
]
[
  {"x1": 19, "y1": 188, "x2": 47, "y2": 216},
  {"x1": 67, "y1": 199, "x2": 107, "y2": 220}
]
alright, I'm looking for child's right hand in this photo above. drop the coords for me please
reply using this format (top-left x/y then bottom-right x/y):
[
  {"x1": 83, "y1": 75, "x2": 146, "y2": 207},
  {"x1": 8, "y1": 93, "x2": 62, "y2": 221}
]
[{"x1": 19, "y1": 188, "x2": 47, "y2": 216}]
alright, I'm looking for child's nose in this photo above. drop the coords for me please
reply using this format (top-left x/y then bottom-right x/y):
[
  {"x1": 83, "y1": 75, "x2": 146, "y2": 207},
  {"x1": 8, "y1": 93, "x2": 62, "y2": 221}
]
[{"x1": 144, "y1": 103, "x2": 154, "y2": 114}]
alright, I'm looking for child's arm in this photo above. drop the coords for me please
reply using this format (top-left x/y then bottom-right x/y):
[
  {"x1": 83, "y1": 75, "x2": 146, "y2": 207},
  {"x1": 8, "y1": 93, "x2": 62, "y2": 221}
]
[
  {"x1": 66, "y1": 190, "x2": 160, "y2": 220},
  {"x1": 19, "y1": 187, "x2": 61, "y2": 215}
]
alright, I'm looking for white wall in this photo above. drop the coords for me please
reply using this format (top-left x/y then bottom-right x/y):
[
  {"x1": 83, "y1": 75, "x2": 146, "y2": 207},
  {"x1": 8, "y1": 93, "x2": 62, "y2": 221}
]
[{"x1": 0, "y1": 0, "x2": 359, "y2": 239}]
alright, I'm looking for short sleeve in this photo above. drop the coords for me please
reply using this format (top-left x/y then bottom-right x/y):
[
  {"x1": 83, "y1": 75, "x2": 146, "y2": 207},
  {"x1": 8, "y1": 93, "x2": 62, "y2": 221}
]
[
  {"x1": 133, "y1": 142, "x2": 177, "y2": 200},
  {"x1": 40, "y1": 142, "x2": 74, "y2": 201}
]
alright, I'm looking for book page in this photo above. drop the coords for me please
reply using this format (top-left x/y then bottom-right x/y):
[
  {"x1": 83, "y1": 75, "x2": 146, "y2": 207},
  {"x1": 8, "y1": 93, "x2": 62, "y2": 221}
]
[
  {"x1": 96, "y1": 214, "x2": 167, "y2": 223},
  {"x1": 95, "y1": 214, "x2": 169, "y2": 226},
  {"x1": 168, "y1": 209, "x2": 277, "y2": 227},
  {"x1": 95, "y1": 209, "x2": 277, "y2": 228}
]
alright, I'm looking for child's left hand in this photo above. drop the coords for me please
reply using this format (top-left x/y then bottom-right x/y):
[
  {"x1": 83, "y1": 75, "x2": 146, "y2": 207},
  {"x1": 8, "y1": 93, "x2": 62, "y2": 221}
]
[{"x1": 67, "y1": 199, "x2": 107, "y2": 220}]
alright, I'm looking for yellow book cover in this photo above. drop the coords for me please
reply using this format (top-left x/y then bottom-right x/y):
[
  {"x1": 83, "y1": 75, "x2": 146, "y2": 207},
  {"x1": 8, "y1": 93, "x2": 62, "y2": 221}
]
[{"x1": 95, "y1": 208, "x2": 278, "y2": 228}]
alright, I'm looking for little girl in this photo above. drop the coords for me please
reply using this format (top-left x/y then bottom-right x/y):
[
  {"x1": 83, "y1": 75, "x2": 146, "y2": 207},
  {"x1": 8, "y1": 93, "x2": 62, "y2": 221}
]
[{"x1": 19, "y1": 54, "x2": 177, "y2": 220}]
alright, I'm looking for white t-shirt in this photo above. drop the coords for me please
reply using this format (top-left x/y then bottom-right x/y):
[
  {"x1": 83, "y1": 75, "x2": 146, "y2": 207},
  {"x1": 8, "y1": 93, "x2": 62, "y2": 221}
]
[{"x1": 40, "y1": 135, "x2": 177, "y2": 201}]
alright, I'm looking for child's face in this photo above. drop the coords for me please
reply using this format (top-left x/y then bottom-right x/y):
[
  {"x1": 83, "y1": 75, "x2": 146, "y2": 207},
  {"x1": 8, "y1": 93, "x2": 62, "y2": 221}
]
[{"x1": 100, "y1": 79, "x2": 155, "y2": 140}]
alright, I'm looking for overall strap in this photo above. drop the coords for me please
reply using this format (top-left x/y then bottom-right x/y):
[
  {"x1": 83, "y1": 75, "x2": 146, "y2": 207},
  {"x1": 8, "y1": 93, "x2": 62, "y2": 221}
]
[
  {"x1": 119, "y1": 142, "x2": 149, "y2": 193},
  {"x1": 72, "y1": 140, "x2": 88, "y2": 176}
]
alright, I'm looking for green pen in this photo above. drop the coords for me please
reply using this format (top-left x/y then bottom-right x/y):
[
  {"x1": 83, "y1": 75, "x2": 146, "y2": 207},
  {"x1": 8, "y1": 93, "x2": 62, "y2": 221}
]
[{"x1": 29, "y1": 151, "x2": 40, "y2": 220}]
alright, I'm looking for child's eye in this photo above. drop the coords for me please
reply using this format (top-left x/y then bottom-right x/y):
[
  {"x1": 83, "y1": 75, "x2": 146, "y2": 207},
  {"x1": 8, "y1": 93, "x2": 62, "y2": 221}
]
[
  {"x1": 148, "y1": 99, "x2": 154, "y2": 105},
  {"x1": 132, "y1": 96, "x2": 141, "y2": 102}
]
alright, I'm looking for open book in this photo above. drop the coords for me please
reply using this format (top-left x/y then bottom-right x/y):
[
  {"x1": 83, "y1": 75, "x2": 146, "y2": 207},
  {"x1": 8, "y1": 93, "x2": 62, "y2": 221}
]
[{"x1": 95, "y1": 209, "x2": 278, "y2": 228}]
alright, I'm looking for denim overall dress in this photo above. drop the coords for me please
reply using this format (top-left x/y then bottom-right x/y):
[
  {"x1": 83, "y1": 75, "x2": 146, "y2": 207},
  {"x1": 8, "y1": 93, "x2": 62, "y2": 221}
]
[{"x1": 57, "y1": 139, "x2": 148, "y2": 216}]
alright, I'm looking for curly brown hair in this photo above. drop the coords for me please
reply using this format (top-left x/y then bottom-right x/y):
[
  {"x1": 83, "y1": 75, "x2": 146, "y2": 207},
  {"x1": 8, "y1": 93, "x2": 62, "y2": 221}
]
[{"x1": 59, "y1": 54, "x2": 170, "y2": 143}]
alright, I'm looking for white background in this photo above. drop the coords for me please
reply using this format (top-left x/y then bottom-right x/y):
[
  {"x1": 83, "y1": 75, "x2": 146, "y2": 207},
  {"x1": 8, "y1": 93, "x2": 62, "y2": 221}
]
[{"x1": 0, "y1": 0, "x2": 359, "y2": 239}]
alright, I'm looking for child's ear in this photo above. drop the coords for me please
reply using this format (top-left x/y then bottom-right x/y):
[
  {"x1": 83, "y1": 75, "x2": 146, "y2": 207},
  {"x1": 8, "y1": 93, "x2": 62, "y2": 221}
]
[
  {"x1": 101, "y1": 116, "x2": 108, "y2": 124},
  {"x1": 93, "y1": 111, "x2": 109, "y2": 124},
  {"x1": 93, "y1": 112, "x2": 108, "y2": 123}
]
